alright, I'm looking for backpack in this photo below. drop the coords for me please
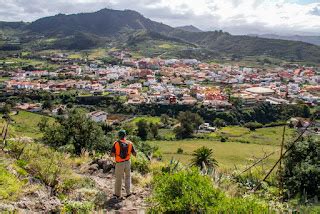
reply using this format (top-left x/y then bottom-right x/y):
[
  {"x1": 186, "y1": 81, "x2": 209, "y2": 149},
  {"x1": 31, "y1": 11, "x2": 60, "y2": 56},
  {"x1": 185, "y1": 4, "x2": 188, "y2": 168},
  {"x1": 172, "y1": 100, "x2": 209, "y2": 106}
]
[{"x1": 118, "y1": 141, "x2": 129, "y2": 159}]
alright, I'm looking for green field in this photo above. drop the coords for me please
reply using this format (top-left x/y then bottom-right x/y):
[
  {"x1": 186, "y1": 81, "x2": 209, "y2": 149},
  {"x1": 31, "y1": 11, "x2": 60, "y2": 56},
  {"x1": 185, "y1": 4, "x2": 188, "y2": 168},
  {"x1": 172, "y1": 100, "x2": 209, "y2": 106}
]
[
  {"x1": 0, "y1": 111, "x2": 54, "y2": 139},
  {"x1": 130, "y1": 116, "x2": 161, "y2": 125},
  {"x1": 208, "y1": 126, "x2": 295, "y2": 146},
  {"x1": 150, "y1": 125, "x2": 295, "y2": 169},
  {"x1": 156, "y1": 125, "x2": 295, "y2": 144},
  {"x1": 151, "y1": 139, "x2": 279, "y2": 169},
  {"x1": 68, "y1": 53, "x2": 82, "y2": 59},
  {"x1": 0, "y1": 58, "x2": 45, "y2": 66},
  {"x1": 0, "y1": 58, "x2": 58, "y2": 71}
]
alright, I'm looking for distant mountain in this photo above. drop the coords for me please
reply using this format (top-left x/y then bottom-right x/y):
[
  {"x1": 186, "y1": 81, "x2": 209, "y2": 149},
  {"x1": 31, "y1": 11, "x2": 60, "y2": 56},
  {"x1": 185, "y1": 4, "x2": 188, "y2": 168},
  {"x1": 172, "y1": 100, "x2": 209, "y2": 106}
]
[
  {"x1": 0, "y1": 21, "x2": 27, "y2": 30},
  {"x1": 168, "y1": 30, "x2": 320, "y2": 63},
  {"x1": 249, "y1": 34, "x2": 320, "y2": 46},
  {"x1": 27, "y1": 9, "x2": 173, "y2": 36},
  {"x1": 1, "y1": 9, "x2": 320, "y2": 63},
  {"x1": 176, "y1": 25, "x2": 203, "y2": 32}
]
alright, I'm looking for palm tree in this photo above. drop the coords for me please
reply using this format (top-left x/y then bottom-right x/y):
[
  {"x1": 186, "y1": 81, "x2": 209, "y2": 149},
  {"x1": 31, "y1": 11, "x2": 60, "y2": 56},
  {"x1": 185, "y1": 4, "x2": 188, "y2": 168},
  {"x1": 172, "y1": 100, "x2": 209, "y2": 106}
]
[{"x1": 191, "y1": 146, "x2": 218, "y2": 170}]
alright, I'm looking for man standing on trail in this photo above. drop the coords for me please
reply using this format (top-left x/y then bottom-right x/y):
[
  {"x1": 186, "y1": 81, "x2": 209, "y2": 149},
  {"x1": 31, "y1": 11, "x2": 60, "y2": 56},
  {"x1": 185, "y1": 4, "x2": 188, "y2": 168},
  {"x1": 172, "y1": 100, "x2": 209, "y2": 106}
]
[{"x1": 111, "y1": 130, "x2": 137, "y2": 199}]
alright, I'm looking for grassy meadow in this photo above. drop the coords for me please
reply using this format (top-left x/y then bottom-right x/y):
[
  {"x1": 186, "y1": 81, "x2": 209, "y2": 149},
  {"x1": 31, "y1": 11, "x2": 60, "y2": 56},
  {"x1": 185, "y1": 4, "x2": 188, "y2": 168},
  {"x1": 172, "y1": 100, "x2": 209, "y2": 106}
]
[
  {"x1": 151, "y1": 123, "x2": 295, "y2": 169},
  {"x1": 130, "y1": 116, "x2": 161, "y2": 125},
  {"x1": 126, "y1": 116, "x2": 294, "y2": 169},
  {"x1": 152, "y1": 124, "x2": 294, "y2": 146},
  {"x1": 0, "y1": 111, "x2": 54, "y2": 139},
  {"x1": 207, "y1": 125, "x2": 295, "y2": 146},
  {"x1": 151, "y1": 139, "x2": 280, "y2": 169}
]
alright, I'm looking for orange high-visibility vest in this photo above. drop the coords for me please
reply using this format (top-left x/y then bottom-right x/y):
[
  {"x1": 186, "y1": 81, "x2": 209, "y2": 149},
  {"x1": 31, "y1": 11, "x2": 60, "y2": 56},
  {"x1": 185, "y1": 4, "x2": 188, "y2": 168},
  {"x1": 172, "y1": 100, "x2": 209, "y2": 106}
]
[{"x1": 113, "y1": 140, "x2": 133, "y2": 163}]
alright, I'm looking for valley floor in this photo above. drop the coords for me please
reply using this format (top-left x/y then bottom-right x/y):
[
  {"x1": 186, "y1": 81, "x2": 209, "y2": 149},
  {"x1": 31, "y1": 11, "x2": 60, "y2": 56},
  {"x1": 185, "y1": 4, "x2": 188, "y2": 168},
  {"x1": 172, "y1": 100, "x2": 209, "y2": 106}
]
[{"x1": 152, "y1": 140, "x2": 279, "y2": 169}]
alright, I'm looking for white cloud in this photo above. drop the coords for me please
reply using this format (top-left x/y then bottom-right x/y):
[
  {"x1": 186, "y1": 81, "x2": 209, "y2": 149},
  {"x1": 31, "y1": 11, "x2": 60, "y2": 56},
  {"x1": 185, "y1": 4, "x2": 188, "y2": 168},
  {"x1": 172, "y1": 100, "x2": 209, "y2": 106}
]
[{"x1": 0, "y1": 0, "x2": 319, "y2": 35}]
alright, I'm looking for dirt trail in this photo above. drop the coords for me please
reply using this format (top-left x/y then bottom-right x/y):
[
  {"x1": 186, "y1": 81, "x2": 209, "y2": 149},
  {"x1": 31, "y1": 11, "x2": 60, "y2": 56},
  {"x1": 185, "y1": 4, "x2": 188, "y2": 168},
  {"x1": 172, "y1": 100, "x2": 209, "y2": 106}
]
[
  {"x1": 0, "y1": 154, "x2": 150, "y2": 213},
  {"x1": 85, "y1": 170, "x2": 150, "y2": 213}
]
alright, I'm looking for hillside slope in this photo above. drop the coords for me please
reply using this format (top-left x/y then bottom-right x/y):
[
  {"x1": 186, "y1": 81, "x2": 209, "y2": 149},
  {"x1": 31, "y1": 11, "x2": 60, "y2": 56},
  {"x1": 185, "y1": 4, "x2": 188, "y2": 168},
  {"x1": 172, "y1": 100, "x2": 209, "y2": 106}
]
[
  {"x1": 0, "y1": 22, "x2": 27, "y2": 30},
  {"x1": 249, "y1": 34, "x2": 320, "y2": 46},
  {"x1": 175, "y1": 25, "x2": 203, "y2": 32},
  {"x1": 1, "y1": 9, "x2": 320, "y2": 62},
  {"x1": 169, "y1": 30, "x2": 320, "y2": 62},
  {"x1": 27, "y1": 9, "x2": 173, "y2": 36}
]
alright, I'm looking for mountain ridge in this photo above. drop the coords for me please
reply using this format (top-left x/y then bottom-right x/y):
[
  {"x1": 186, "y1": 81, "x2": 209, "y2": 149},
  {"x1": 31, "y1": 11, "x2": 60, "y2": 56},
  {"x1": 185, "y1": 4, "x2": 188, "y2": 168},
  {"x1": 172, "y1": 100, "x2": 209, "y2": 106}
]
[
  {"x1": 176, "y1": 25, "x2": 203, "y2": 32},
  {"x1": 0, "y1": 8, "x2": 320, "y2": 63},
  {"x1": 26, "y1": 8, "x2": 173, "y2": 36},
  {"x1": 248, "y1": 34, "x2": 320, "y2": 46}
]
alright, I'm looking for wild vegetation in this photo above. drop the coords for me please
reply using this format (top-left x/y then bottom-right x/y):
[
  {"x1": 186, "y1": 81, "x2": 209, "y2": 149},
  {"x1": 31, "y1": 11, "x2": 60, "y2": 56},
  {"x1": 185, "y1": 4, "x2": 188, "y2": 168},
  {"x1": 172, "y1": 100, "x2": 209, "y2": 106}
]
[
  {"x1": 0, "y1": 6, "x2": 319, "y2": 212},
  {"x1": 150, "y1": 169, "x2": 272, "y2": 213},
  {"x1": 0, "y1": 107, "x2": 319, "y2": 212},
  {"x1": 282, "y1": 137, "x2": 320, "y2": 202},
  {"x1": 38, "y1": 109, "x2": 111, "y2": 154}
]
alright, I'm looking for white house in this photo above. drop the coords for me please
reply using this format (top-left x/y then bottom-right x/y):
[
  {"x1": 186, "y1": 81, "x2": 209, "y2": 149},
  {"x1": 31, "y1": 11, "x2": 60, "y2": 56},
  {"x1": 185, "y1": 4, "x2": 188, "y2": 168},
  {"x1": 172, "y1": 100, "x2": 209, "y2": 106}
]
[
  {"x1": 198, "y1": 123, "x2": 216, "y2": 133},
  {"x1": 87, "y1": 111, "x2": 108, "y2": 123}
]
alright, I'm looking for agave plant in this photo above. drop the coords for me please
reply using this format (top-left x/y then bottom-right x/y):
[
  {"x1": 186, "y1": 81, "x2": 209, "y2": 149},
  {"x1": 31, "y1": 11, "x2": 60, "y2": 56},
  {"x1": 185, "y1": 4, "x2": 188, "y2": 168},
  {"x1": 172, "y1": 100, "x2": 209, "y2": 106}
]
[{"x1": 191, "y1": 146, "x2": 218, "y2": 170}]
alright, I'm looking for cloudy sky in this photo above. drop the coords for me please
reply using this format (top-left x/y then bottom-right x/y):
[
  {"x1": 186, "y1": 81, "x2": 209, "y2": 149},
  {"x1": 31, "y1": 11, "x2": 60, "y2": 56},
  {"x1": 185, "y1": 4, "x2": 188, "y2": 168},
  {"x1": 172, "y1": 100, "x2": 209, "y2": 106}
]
[{"x1": 0, "y1": 0, "x2": 319, "y2": 35}]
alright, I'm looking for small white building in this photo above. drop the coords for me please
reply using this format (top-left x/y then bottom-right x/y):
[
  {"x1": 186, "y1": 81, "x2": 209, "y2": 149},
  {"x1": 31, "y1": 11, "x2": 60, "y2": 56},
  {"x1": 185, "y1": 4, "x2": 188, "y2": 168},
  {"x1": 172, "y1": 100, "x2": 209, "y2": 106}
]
[
  {"x1": 87, "y1": 111, "x2": 108, "y2": 123},
  {"x1": 198, "y1": 123, "x2": 216, "y2": 133}
]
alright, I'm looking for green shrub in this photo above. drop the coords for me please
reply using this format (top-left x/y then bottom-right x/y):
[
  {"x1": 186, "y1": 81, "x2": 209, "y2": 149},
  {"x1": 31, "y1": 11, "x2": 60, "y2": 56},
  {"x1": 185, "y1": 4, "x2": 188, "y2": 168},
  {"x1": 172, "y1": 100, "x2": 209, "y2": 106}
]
[
  {"x1": 131, "y1": 152, "x2": 150, "y2": 174},
  {"x1": 12, "y1": 160, "x2": 28, "y2": 177},
  {"x1": 152, "y1": 150, "x2": 163, "y2": 160},
  {"x1": 234, "y1": 168, "x2": 264, "y2": 190},
  {"x1": 210, "y1": 197, "x2": 272, "y2": 213},
  {"x1": 282, "y1": 137, "x2": 320, "y2": 202},
  {"x1": 149, "y1": 168, "x2": 223, "y2": 213},
  {"x1": 174, "y1": 111, "x2": 204, "y2": 139},
  {"x1": 213, "y1": 118, "x2": 226, "y2": 128},
  {"x1": 244, "y1": 122, "x2": 263, "y2": 131},
  {"x1": 62, "y1": 201, "x2": 94, "y2": 213},
  {"x1": 295, "y1": 205, "x2": 320, "y2": 214},
  {"x1": 160, "y1": 159, "x2": 182, "y2": 174},
  {"x1": 0, "y1": 164, "x2": 25, "y2": 201},
  {"x1": 7, "y1": 141, "x2": 91, "y2": 195},
  {"x1": 20, "y1": 143, "x2": 67, "y2": 189},
  {"x1": 57, "y1": 175, "x2": 95, "y2": 194},
  {"x1": 220, "y1": 136, "x2": 228, "y2": 142},
  {"x1": 176, "y1": 147, "x2": 183, "y2": 154},
  {"x1": 39, "y1": 109, "x2": 109, "y2": 155},
  {"x1": 150, "y1": 167, "x2": 272, "y2": 213},
  {"x1": 130, "y1": 135, "x2": 158, "y2": 157},
  {"x1": 238, "y1": 139, "x2": 250, "y2": 144},
  {"x1": 264, "y1": 121, "x2": 287, "y2": 127}
]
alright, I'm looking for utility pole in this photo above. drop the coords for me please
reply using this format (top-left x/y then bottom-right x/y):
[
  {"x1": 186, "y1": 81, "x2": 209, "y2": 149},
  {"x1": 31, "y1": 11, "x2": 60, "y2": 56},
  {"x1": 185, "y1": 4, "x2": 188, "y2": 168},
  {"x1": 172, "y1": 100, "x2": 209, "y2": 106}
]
[
  {"x1": 1, "y1": 121, "x2": 9, "y2": 150},
  {"x1": 278, "y1": 125, "x2": 286, "y2": 200}
]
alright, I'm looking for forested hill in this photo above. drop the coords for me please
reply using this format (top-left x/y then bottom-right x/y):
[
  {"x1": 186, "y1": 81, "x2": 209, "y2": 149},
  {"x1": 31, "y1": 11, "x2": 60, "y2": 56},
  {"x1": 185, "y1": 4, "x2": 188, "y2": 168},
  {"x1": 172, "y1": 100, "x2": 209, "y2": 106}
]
[
  {"x1": 26, "y1": 9, "x2": 173, "y2": 36},
  {"x1": 248, "y1": 34, "x2": 320, "y2": 46},
  {"x1": 0, "y1": 21, "x2": 27, "y2": 30},
  {"x1": 168, "y1": 30, "x2": 320, "y2": 62},
  {"x1": 1, "y1": 8, "x2": 320, "y2": 63}
]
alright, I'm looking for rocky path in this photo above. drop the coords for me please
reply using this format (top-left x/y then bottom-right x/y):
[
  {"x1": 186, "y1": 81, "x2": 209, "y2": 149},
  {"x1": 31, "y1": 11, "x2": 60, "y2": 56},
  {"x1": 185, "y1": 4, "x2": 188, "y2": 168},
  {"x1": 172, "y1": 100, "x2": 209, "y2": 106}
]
[
  {"x1": 87, "y1": 170, "x2": 150, "y2": 213},
  {"x1": 0, "y1": 156, "x2": 150, "y2": 213}
]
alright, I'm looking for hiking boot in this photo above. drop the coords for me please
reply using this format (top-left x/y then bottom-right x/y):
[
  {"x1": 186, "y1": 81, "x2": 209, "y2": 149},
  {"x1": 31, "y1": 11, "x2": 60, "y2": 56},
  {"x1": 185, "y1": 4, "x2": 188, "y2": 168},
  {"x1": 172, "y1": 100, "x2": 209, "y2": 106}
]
[
  {"x1": 125, "y1": 192, "x2": 136, "y2": 198},
  {"x1": 112, "y1": 194, "x2": 124, "y2": 200}
]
